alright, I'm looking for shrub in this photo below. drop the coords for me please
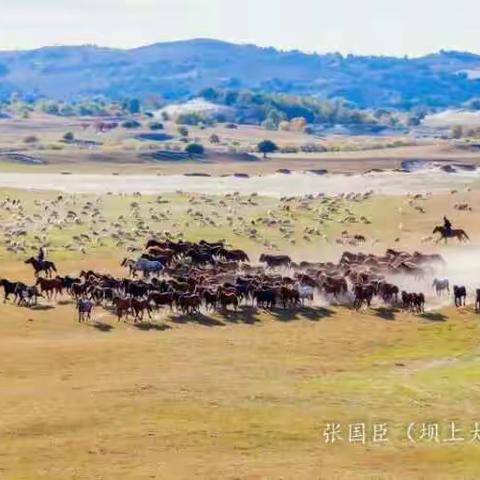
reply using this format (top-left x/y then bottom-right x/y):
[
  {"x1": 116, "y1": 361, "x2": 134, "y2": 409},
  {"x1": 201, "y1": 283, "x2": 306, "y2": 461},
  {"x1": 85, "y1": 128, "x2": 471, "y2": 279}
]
[
  {"x1": 185, "y1": 143, "x2": 205, "y2": 157},
  {"x1": 148, "y1": 121, "x2": 164, "y2": 131},
  {"x1": 177, "y1": 126, "x2": 189, "y2": 137},
  {"x1": 121, "y1": 119, "x2": 141, "y2": 129},
  {"x1": 24, "y1": 135, "x2": 39, "y2": 144},
  {"x1": 280, "y1": 145, "x2": 299, "y2": 154},
  {"x1": 300, "y1": 143, "x2": 327, "y2": 153},
  {"x1": 209, "y1": 133, "x2": 221, "y2": 144},
  {"x1": 62, "y1": 131, "x2": 75, "y2": 142}
]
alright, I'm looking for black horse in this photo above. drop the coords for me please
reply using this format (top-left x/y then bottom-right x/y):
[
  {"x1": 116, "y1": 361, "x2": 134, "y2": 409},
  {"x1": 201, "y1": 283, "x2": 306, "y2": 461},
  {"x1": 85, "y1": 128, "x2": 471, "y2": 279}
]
[
  {"x1": 453, "y1": 285, "x2": 467, "y2": 307},
  {"x1": 24, "y1": 257, "x2": 57, "y2": 278},
  {"x1": 0, "y1": 279, "x2": 27, "y2": 303}
]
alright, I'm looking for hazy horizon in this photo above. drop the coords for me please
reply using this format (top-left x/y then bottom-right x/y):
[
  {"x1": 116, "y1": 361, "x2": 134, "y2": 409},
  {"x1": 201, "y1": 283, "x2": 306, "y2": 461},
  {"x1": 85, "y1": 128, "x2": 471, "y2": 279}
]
[
  {"x1": 0, "y1": 0, "x2": 478, "y2": 57},
  {"x1": 0, "y1": 36, "x2": 476, "y2": 59}
]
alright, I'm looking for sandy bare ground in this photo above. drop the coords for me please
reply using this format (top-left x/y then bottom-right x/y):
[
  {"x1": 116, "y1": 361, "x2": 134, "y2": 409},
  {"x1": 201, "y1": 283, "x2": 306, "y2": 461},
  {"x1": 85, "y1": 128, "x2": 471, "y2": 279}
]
[{"x1": 0, "y1": 167, "x2": 479, "y2": 196}]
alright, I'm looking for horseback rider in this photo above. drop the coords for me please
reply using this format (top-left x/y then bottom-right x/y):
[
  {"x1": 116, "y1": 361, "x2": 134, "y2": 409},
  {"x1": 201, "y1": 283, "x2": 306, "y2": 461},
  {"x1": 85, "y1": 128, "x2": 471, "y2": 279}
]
[
  {"x1": 443, "y1": 216, "x2": 453, "y2": 237},
  {"x1": 37, "y1": 246, "x2": 46, "y2": 268}
]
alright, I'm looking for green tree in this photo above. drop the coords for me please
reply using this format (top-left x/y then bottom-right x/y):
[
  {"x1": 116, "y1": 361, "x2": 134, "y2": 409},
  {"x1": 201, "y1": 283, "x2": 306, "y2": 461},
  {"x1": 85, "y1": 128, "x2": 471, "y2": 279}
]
[
  {"x1": 185, "y1": 143, "x2": 205, "y2": 157},
  {"x1": 199, "y1": 87, "x2": 219, "y2": 101},
  {"x1": 257, "y1": 140, "x2": 279, "y2": 158},
  {"x1": 266, "y1": 109, "x2": 286, "y2": 128}
]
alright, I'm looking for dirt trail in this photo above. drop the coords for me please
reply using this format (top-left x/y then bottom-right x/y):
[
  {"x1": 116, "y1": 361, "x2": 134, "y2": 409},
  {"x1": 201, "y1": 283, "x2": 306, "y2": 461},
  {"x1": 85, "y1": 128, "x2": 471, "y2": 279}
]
[{"x1": 0, "y1": 169, "x2": 478, "y2": 196}]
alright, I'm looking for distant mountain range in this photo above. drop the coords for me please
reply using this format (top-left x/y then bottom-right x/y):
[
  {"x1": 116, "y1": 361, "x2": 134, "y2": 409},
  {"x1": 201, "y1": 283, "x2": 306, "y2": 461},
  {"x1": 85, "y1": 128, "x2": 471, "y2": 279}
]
[{"x1": 1, "y1": 38, "x2": 480, "y2": 109}]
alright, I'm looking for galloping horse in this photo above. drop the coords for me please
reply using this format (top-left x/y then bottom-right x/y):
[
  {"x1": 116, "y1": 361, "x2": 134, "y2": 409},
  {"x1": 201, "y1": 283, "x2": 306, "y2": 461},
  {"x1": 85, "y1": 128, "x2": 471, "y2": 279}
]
[
  {"x1": 25, "y1": 257, "x2": 57, "y2": 278},
  {"x1": 76, "y1": 300, "x2": 94, "y2": 323},
  {"x1": 432, "y1": 278, "x2": 450, "y2": 296},
  {"x1": 432, "y1": 226, "x2": 469, "y2": 244},
  {"x1": 121, "y1": 258, "x2": 164, "y2": 278}
]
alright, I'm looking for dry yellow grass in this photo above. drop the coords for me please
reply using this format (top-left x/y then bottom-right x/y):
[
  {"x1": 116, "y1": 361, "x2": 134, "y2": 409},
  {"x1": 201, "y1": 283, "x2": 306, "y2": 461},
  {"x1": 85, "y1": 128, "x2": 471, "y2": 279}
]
[
  {"x1": 1, "y1": 279, "x2": 480, "y2": 479},
  {"x1": 0, "y1": 146, "x2": 479, "y2": 477},
  {"x1": 1, "y1": 113, "x2": 480, "y2": 176}
]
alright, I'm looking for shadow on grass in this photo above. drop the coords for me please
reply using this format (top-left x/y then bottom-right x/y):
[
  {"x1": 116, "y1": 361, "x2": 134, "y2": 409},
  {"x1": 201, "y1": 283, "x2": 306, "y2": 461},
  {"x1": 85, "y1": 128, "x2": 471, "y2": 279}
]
[
  {"x1": 90, "y1": 321, "x2": 114, "y2": 332},
  {"x1": 171, "y1": 313, "x2": 225, "y2": 327},
  {"x1": 271, "y1": 306, "x2": 334, "y2": 322},
  {"x1": 420, "y1": 312, "x2": 447, "y2": 322},
  {"x1": 374, "y1": 307, "x2": 398, "y2": 321},
  {"x1": 58, "y1": 299, "x2": 75, "y2": 306},
  {"x1": 302, "y1": 306, "x2": 335, "y2": 321},
  {"x1": 29, "y1": 304, "x2": 55, "y2": 311},
  {"x1": 133, "y1": 322, "x2": 172, "y2": 331},
  {"x1": 221, "y1": 306, "x2": 261, "y2": 324}
]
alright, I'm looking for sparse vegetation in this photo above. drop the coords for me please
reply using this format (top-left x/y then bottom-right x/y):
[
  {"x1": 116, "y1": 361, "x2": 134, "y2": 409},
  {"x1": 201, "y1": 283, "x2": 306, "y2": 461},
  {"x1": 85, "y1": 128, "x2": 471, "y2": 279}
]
[
  {"x1": 177, "y1": 125, "x2": 189, "y2": 137},
  {"x1": 209, "y1": 133, "x2": 220, "y2": 144},
  {"x1": 23, "y1": 135, "x2": 39, "y2": 144}
]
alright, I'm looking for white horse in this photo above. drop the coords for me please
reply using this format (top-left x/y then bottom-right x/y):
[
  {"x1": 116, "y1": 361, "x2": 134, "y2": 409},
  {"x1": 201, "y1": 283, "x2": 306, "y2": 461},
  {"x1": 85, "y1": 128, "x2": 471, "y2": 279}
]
[
  {"x1": 298, "y1": 285, "x2": 314, "y2": 305},
  {"x1": 432, "y1": 278, "x2": 450, "y2": 296},
  {"x1": 121, "y1": 258, "x2": 164, "y2": 278}
]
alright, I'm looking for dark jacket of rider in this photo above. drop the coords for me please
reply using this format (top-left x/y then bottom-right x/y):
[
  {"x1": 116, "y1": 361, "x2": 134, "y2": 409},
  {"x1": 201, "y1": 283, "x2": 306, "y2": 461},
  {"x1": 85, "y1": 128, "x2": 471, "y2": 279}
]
[{"x1": 443, "y1": 217, "x2": 452, "y2": 232}]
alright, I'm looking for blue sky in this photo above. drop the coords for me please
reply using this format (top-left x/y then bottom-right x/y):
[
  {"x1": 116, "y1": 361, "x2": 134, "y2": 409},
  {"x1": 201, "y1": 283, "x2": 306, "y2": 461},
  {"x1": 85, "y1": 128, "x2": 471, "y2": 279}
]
[{"x1": 0, "y1": 0, "x2": 478, "y2": 56}]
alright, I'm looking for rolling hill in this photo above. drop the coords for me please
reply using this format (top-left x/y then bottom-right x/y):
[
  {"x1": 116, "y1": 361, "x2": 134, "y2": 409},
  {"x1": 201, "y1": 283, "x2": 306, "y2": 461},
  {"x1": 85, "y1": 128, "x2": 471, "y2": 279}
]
[{"x1": 1, "y1": 39, "x2": 480, "y2": 108}]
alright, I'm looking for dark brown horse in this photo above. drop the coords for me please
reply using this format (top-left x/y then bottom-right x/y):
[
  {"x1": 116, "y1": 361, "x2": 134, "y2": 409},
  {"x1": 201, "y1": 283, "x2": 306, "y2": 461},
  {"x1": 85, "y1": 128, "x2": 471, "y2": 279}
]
[
  {"x1": 25, "y1": 257, "x2": 57, "y2": 278},
  {"x1": 217, "y1": 287, "x2": 239, "y2": 311},
  {"x1": 279, "y1": 286, "x2": 300, "y2": 309},
  {"x1": 259, "y1": 254, "x2": 292, "y2": 269},
  {"x1": 148, "y1": 291, "x2": 176, "y2": 311},
  {"x1": 177, "y1": 294, "x2": 202, "y2": 315},
  {"x1": 35, "y1": 277, "x2": 63, "y2": 299},
  {"x1": 112, "y1": 297, "x2": 132, "y2": 321},
  {"x1": 353, "y1": 284, "x2": 375, "y2": 310},
  {"x1": 433, "y1": 226, "x2": 469, "y2": 243},
  {"x1": 130, "y1": 298, "x2": 153, "y2": 322}
]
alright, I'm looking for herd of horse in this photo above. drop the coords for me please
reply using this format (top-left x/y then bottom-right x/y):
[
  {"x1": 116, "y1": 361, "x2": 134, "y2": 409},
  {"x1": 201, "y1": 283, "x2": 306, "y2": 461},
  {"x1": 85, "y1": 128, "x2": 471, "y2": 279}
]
[{"x1": 2, "y1": 239, "x2": 480, "y2": 323}]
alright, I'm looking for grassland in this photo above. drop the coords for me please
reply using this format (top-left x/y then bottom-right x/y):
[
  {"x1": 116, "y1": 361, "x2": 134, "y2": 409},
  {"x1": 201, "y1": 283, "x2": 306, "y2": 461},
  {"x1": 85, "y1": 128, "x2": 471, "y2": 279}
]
[
  {"x1": 1, "y1": 113, "x2": 480, "y2": 176},
  {"x1": 0, "y1": 183, "x2": 479, "y2": 479},
  {"x1": 1, "y1": 113, "x2": 480, "y2": 479}
]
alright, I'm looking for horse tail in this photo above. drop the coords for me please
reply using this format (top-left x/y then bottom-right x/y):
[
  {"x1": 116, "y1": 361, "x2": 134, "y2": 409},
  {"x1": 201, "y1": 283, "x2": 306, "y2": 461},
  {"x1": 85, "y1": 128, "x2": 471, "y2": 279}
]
[
  {"x1": 463, "y1": 231, "x2": 470, "y2": 240},
  {"x1": 51, "y1": 262, "x2": 57, "y2": 272}
]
